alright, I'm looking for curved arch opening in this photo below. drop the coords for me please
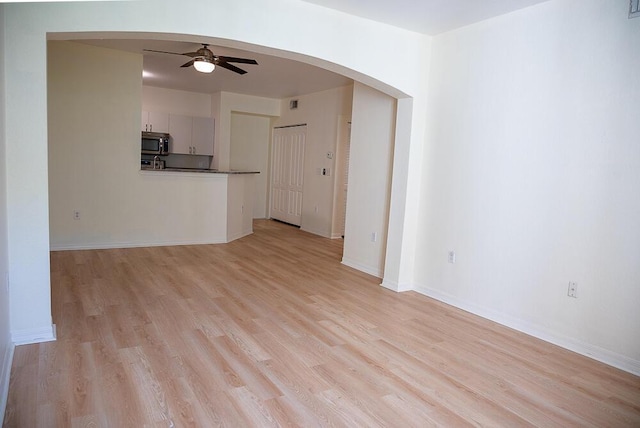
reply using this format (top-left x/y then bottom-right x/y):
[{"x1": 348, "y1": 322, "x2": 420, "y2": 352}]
[{"x1": 46, "y1": 31, "x2": 414, "y2": 285}]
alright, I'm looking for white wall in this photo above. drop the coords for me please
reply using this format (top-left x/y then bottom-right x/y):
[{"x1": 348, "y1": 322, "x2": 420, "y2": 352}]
[
  {"x1": 142, "y1": 86, "x2": 211, "y2": 117},
  {"x1": 416, "y1": 0, "x2": 640, "y2": 373},
  {"x1": 342, "y1": 83, "x2": 396, "y2": 277},
  {"x1": 274, "y1": 86, "x2": 353, "y2": 237},
  {"x1": 230, "y1": 113, "x2": 271, "y2": 218},
  {"x1": 213, "y1": 92, "x2": 281, "y2": 171},
  {"x1": 0, "y1": 4, "x2": 14, "y2": 418},
  {"x1": 48, "y1": 41, "x2": 229, "y2": 250}
]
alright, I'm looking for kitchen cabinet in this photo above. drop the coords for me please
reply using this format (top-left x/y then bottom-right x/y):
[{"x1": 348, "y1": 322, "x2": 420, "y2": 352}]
[
  {"x1": 192, "y1": 117, "x2": 215, "y2": 156},
  {"x1": 141, "y1": 111, "x2": 169, "y2": 133},
  {"x1": 169, "y1": 114, "x2": 214, "y2": 156},
  {"x1": 168, "y1": 114, "x2": 192, "y2": 155}
]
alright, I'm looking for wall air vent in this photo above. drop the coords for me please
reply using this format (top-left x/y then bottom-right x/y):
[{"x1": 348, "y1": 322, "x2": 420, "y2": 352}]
[
  {"x1": 631, "y1": 0, "x2": 640, "y2": 18},
  {"x1": 289, "y1": 99, "x2": 298, "y2": 110}
]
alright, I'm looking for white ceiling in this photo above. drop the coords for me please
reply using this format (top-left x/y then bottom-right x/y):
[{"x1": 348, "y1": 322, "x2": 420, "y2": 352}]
[
  {"x1": 77, "y1": 38, "x2": 352, "y2": 99},
  {"x1": 300, "y1": 0, "x2": 552, "y2": 35},
  {"x1": 75, "y1": 0, "x2": 551, "y2": 98}
]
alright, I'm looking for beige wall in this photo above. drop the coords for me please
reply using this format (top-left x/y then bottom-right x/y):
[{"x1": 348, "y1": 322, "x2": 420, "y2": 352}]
[
  {"x1": 213, "y1": 92, "x2": 281, "y2": 171},
  {"x1": 48, "y1": 41, "x2": 229, "y2": 250},
  {"x1": 274, "y1": 85, "x2": 353, "y2": 237},
  {"x1": 230, "y1": 113, "x2": 271, "y2": 218},
  {"x1": 331, "y1": 115, "x2": 351, "y2": 239}
]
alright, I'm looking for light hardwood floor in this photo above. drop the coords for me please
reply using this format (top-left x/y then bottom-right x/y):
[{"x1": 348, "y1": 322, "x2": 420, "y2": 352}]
[{"x1": 4, "y1": 219, "x2": 640, "y2": 427}]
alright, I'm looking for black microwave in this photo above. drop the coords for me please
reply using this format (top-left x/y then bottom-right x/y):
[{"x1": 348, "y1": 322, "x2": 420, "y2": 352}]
[{"x1": 141, "y1": 131, "x2": 170, "y2": 155}]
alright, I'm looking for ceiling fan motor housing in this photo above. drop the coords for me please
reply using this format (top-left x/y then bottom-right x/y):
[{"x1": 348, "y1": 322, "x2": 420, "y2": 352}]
[{"x1": 197, "y1": 46, "x2": 215, "y2": 63}]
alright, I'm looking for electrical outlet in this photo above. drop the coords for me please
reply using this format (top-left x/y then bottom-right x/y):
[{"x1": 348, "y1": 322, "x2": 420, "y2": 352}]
[
  {"x1": 568, "y1": 282, "x2": 578, "y2": 298},
  {"x1": 73, "y1": 210, "x2": 81, "y2": 220},
  {"x1": 371, "y1": 232, "x2": 377, "y2": 242},
  {"x1": 448, "y1": 251, "x2": 456, "y2": 263}
]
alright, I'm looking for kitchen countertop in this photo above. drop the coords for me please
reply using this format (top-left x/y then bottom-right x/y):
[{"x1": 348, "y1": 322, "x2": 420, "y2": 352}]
[{"x1": 141, "y1": 167, "x2": 259, "y2": 174}]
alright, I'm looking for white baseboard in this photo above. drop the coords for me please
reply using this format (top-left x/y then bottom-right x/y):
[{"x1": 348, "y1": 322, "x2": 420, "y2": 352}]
[
  {"x1": 50, "y1": 238, "x2": 227, "y2": 251},
  {"x1": 341, "y1": 257, "x2": 382, "y2": 278},
  {"x1": 0, "y1": 343, "x2": 15, "y2": 425},
  {"x1": 413, "y1": 284, "x2": 640, "y2": 377},
  {"x1": 227, "y1": 229, "x2": 253, "y2": 242},
  {"x1": 11, "y1": 324, "x2": 57, "y2": 346},
  {"x1": 380, "y1": 278, "x2": 413, "y2": 292},
  {"x1": 300, "y1": 226, "x2": 332, "y2": 239}
]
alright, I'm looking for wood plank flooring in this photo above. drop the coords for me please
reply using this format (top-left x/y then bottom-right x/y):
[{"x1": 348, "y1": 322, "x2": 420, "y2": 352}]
[{"x1": 4, "y1": 219, "x2": 640, "y2": 427}]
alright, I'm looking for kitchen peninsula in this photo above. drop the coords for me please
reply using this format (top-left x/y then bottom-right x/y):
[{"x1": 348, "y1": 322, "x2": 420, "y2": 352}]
[
  {"x1": 141, "y1": 167, "x2": 259, "y2": 174},
  {"x1": 139, "y1": 167, "x2": 259, "y2": 244}
]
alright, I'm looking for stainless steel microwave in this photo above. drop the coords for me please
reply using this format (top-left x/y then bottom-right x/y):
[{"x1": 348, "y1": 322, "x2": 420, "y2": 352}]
[{"x1": 141, "y1": 131, "x2": 170, "y2": 155}]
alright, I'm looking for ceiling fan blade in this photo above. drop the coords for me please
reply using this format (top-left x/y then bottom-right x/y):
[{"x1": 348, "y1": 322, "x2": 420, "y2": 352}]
[
  {"x1": 218, "y1": 56, "x2": 258, "y2": 65},
  {"x1": 215, "y1": 61, "x2": 248, "y2": 75},
  {"x1": 180, "y1": 51, "x2": 201, "y2": 58},
  {"x1": 180, "y1": 59, "x2": 195, "y2": 68},
  {"x1": 143, "y1": 48, "x2": 185, "y2": 56}
]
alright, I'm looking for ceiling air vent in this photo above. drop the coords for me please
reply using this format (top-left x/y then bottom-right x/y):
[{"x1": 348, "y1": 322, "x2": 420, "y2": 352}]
[{"x1": 631, "y1": 0, "x2": 640, "y2": 18}]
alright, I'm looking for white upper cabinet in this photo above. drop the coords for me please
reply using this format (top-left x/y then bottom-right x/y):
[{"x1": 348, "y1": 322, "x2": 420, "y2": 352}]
[
  {"x1": 168, "y1": 114, "x2": 193, "y2": 155},
  {"x1": 169, "y1": 114, "x2": 214, "y2": 156},
  {"x1": 141, "y1": 111, "x2": 169, "y2": 133},
  {"x1": 192, "y1": 117, "x2": 215, "y2": 156}
]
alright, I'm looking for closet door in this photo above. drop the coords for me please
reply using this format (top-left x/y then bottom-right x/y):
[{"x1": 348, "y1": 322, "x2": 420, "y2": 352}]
[{"x1": 271, "y1": 126, "x2": 306, "y2": 226}]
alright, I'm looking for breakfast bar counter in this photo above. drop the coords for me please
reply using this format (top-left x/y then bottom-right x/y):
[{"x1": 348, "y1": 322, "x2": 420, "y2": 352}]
[{"x1": 140, "y1": 167, "x2": 259, "y2": 174}]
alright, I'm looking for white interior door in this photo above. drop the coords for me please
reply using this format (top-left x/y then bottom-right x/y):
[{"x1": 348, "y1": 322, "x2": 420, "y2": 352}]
[{"x1": 271, "y1": 126, "x2": 306, "y2": 226}]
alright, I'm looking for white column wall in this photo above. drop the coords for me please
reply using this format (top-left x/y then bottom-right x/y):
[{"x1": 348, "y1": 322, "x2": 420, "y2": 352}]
[{"x1": 342, "y1": 83, "x2": 396, "y2": 277}]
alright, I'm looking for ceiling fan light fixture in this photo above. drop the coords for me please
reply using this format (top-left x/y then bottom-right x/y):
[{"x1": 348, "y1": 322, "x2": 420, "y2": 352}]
[{"x1": 193, "y1": 59, "x2": 215, "y2": 73}]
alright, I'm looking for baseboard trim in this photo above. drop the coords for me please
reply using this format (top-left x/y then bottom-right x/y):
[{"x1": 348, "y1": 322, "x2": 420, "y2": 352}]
[
  {"x1": 50, "y1": 238, "x2": 227, "y2": 251},
  {"x1": 413, "y1": 284, "x2": 640, "y2": 377},
  {"x1": 226, "y1": 229, "x2": 253, "y2": 242},
  {"x1": 300, "y1": 226, "x2": 331, "y2": 239},
  {"x1": 341, "y1": 257, "x2": 382, "y2": 278},
  {"x1": 11, "y1": 324, "x2": 57, "y2": 346},
  {"x1": 0, "y1": 343, "x2": 15, "y2": 425},
  {"x1": 380, "y1": 279, "x2": 413, "y2": 292}
]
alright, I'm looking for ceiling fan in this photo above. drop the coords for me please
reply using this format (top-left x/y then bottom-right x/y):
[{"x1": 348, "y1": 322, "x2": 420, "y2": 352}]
[{"x1": 143, "y1": 44, "x2": 258, "y2": 75}]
